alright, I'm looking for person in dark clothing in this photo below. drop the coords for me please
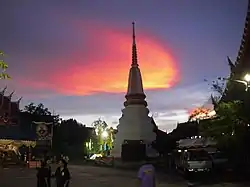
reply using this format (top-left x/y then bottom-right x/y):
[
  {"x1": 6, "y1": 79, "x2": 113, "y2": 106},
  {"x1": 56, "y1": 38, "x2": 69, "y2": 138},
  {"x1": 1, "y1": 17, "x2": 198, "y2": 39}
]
[
  {"x1": 0, "y1": 153, "x2": 4, "y2": 167},
  {"x1": 46, "y1": 160, "x2": 52, "y2": 187},
  {"x1": 1, "y1": 152, "x2": 6, "y2": 168},
  {"x1": 37, "y1": 162, "x2": 50, "y2": 187},
  {"x1": 54, "y1": 159, "x2": 70, "y2": 187}
]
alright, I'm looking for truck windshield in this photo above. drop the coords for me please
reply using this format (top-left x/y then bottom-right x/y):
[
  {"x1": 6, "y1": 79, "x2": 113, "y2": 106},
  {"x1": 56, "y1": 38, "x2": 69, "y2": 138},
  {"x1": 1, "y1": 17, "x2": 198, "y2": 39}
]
[
  {"x1": 188, "y1": 150, "x2": 210, "y2": 161},
  {"x1": 212, "y1": 152, "x2": 226, "y2": 159}
]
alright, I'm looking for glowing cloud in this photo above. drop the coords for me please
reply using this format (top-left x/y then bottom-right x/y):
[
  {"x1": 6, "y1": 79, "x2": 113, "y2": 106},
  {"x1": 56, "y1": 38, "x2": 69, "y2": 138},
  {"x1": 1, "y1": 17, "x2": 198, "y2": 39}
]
[{"x1": 18, "y1": 22, "x2": 179, "y2": 95}]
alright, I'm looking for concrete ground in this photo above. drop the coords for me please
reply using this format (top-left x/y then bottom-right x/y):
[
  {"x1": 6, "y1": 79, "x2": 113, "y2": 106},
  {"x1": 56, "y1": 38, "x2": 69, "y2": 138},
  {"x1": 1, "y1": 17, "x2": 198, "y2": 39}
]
[{"x1": 0, "y1": 165, "x2": 248, "y2": 187}]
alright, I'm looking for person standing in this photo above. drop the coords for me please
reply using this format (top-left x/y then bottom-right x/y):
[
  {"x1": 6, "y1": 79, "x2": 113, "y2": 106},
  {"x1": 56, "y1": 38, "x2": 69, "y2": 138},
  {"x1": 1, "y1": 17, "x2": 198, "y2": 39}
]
[
  {"x1": 0, "y1": 152, "x2": 4, "y2": 167},
  {"x1": 46, "y1": 160, "x2": 52, "y2": 187},
  {"x1": 64, "y1": 156, "x2": 69, "y2": 163},
  {"x1": 24, "y1": 152, "x2": 27, "y2": 163},
  {"x1": 1, "y1": 152, "x2": 6, "y2": 168},
  {"x1": 37, "y1": 162, "x2": 50, "y2": 187},
  {"x1": 54, "y1": 159, "x2": 70, "y2": 187},
  {"x1": 137, "y1": 158, "x2": 156, "y2": 187}
]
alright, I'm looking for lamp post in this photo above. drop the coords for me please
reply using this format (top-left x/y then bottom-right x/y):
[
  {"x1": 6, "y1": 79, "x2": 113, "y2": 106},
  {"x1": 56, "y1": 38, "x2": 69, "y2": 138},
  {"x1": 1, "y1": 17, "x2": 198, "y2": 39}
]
[
  {"x1": 101, "y1": 130, "x2": 108, "y2": 155},
  {"x1": 234, "y1": 73, "x2": 250, "y2": 91}
]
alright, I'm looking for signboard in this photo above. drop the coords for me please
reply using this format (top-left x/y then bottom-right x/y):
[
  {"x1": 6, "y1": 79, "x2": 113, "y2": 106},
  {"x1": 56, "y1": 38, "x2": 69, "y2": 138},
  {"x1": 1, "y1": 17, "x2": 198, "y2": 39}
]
[{"x1": 33, "y1": 122, "x2": 53, "y2": 141}]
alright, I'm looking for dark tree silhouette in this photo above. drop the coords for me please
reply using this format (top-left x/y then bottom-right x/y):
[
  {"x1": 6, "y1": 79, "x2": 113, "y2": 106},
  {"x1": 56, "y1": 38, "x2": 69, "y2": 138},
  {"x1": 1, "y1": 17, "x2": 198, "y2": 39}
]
[{"x1": 52, "y1": 119, "x2": 93, "y2": 158}]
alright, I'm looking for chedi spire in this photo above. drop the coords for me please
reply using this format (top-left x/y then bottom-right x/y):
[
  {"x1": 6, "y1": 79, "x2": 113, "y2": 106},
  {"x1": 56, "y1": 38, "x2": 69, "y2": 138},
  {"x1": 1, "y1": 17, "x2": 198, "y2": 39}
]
[
  {"x1": 124, "y1": 22, "x2": 147, "y2": 107},
  {"x1": 132, "y1": 22, "x2": 138, "y2": 67}
]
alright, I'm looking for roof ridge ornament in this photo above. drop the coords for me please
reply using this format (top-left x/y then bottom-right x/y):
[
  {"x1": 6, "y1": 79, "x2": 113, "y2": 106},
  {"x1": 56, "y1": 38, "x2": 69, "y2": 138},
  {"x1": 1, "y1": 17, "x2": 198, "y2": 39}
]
[
  {"x1": 8, "y1": 91, "x2": 15, "y2": 99},
  {"x1": 1, "y1": 86, "x2": 7, "y2": 95}
]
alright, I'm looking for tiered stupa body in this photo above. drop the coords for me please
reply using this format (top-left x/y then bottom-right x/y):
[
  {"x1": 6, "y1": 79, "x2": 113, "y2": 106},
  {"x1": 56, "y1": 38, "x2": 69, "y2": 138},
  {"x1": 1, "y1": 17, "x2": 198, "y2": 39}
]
[{"x1": 112, "y1": 23, "x2": 156, "y2": 158}]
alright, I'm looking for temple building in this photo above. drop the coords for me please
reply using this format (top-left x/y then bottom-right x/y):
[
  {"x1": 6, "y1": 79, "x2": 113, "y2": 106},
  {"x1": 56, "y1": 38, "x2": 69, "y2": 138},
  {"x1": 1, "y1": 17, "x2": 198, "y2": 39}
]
[
  {"x1": 0, "y1": 86, "x2": 21, "y2": 125},
  {"x1": 222, "y1": 0, "x2": 250, "y2": 102},
  {"x1": 112, "y1": 23, "x2": 157, "y2": 158},
  {"x1": 0, "y1": 87, "x2": 54, "y2": 160},
  {"x1": 169, "y1": 2, "x2": 250, "y2": 148}
]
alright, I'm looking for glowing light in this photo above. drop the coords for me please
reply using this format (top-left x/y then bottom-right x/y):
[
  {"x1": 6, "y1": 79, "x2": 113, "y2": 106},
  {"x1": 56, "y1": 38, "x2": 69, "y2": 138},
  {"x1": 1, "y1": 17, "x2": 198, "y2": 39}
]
[
  {"x1": 244, "y1": 74, "x2": 250, "y2": 82},
  {"x1": 17, "y1": 22, "x2": 179, "y2": 95},
  {"x1": 101, "y1": 131, "x2": 108, "y2": 139},
  {"x1": 189, "y1": 108, "x2": 216, "y2": 121}
]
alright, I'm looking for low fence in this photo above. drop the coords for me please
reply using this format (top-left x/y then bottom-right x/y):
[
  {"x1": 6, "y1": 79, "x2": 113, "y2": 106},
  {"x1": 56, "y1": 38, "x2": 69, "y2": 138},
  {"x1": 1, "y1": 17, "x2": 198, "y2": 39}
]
[{"x1": 28, "y1": 161, "x2": 41, "y2": 168}]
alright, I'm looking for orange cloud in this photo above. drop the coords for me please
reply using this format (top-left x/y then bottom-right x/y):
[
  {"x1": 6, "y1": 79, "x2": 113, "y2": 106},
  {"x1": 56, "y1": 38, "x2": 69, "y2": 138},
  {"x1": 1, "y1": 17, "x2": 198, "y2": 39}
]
[{"x1": 19, "y1": 22, "x2": 179, "y2": 95}]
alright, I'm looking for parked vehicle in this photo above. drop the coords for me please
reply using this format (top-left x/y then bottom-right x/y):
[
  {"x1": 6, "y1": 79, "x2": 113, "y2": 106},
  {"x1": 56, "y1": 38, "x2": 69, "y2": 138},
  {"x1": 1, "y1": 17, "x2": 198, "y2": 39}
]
[
  {"x1": 175, "y1": 149, "x2": 212, "y2": 174},
  {"x1": 0, "y1": 150, "x2": 22, "y2": 166},
  {"x1": 210, "y1": 152, "x2": 228, "y2": 171}
]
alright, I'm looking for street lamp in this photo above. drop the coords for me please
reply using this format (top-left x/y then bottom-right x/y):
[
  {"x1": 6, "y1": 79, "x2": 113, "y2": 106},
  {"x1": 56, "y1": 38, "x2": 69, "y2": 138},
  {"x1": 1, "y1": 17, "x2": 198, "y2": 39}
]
[
  {"x1": 244, "y1": 74, "x2": 250, "y2": 82},
  {"x1": 101, "y1": 130, "x2": 108, "y2": 139},
  {"x1": 234, "y1": 73, "x2": 250, "y2": 91}
]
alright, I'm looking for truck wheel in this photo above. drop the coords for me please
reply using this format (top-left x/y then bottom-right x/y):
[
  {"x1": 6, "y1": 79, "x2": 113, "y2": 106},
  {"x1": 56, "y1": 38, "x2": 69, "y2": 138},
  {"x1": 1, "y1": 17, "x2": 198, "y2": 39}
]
[{"x1": 184, "y1": 169, "x2": 190, "y2": 178}]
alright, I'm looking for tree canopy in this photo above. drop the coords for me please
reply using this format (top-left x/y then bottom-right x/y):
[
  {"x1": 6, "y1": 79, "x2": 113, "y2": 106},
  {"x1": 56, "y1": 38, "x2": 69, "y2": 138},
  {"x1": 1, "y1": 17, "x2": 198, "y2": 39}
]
[
  {"x1": 91, "y1": 118, "x2": 114, "y2": 154},
  {"x1": 52, "y1": 118, "x2": 92, "y2": 157},
  {"x1": 202, "y1": 65, "x2": 250, "y2": 156},
  {"x1": 200, "y1": 101, "x2": 245, "y2": 139},
  {"x1": 0, "y1": 51, "x2": 10, "y2": 79},
  {"x1": 24, "y1": 103, "x2": 51, "y2": 115},
  {"x1": 23, "y1": 102, "x2": 60, "y2": 123}
]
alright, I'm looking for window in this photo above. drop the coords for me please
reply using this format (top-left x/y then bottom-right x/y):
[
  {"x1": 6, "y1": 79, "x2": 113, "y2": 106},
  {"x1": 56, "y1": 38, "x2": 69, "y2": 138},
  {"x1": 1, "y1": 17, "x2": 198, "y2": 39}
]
[{"x1": 188, "y1": 150, "x2": 210, "y2": 161}]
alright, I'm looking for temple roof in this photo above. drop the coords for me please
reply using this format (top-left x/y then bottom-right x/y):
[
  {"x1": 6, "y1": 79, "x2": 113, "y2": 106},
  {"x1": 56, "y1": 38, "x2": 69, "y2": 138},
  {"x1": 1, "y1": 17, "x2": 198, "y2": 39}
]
[
  {"x1": 0, "y1": 87, "x2": 21, "y2": 114},
  {"x1": 168, "y1": 121, "x2": 199, "y2": 140},
  {"x1": 221, "y1": 1, "x2": 250, "y2": 102},
  {"x1": 234, "y1": 0, "x2": 250, "y2": 74},
  {"x1": 177, "y1": 138, "x2": 216, "y2": 148}
]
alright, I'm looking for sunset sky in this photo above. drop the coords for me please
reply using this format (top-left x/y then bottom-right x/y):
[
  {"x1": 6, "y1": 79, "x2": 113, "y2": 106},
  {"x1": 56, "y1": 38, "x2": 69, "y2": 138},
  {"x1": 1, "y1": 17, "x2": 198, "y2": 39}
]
[{"x1": 0, "y1": 0, "x2": 248, "y2": 132}]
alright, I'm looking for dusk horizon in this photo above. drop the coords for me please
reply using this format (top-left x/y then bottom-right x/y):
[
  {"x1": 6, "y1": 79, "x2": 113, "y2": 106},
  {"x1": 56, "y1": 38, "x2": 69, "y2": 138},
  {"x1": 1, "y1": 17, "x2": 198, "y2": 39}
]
[{"x1": 0, "y1": 0, "x2": 248, "y2": 132}]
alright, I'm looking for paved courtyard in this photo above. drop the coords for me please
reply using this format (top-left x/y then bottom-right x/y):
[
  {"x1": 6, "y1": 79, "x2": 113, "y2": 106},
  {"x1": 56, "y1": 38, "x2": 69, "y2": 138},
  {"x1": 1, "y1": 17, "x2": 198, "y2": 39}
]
[{"x1": 0, "y1": 165, "x2": 248, "y2": 187}]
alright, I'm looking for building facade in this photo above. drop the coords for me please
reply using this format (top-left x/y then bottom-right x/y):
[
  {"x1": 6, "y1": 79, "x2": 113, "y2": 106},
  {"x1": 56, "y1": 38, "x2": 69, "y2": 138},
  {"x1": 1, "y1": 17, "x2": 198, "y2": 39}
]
[{"x1": 0, "y1": 88, "x2": 54, "y2": 157}]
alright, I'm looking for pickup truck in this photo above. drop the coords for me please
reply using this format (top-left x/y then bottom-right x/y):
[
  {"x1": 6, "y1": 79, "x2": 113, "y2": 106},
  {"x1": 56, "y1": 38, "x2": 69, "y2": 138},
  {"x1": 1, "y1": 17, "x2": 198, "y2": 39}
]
[{"x1": 175, "y1": 149, "x2": 212, "y2": 174}]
